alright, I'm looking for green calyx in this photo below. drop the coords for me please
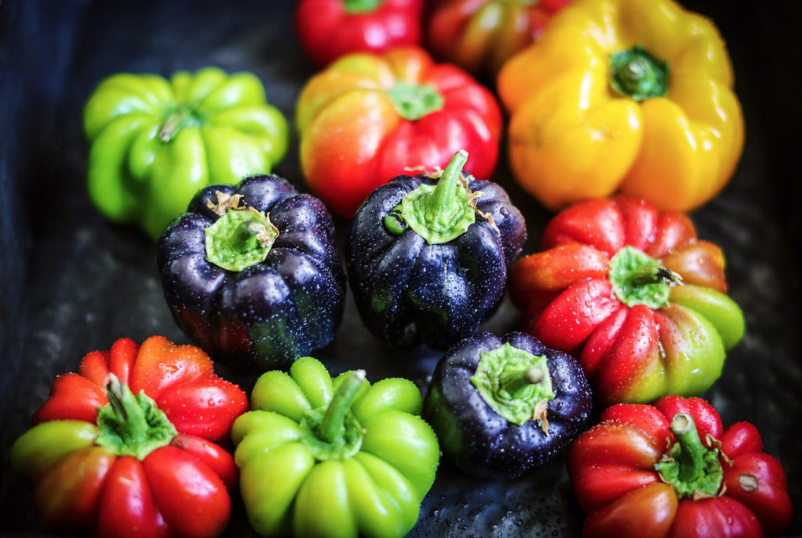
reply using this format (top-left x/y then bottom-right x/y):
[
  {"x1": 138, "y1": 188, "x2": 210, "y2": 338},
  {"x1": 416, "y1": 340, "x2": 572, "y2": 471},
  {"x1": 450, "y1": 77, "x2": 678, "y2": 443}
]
[
  {"x1": 343, "y1": 0, "x2": 383, "y2": 14},
  {"x1": 610, "y1": 45, "x2": 669, "y2": 102},
  {"x1": 159, "y1": 105, "x2": 201, "y2": 143},
  {"x1": 95, "y1": 374, "x2": 177, "y2": 460},
  {"x1": 470, "y1": 342, "x2": 555, "y2": 427},
  {"x1": 387, "y1": 82, "x2": 444, "y2": 121},
  {"x1": 205, "y1": 191, "x2": 279, "y2": 272},
  {"x1": 608, "y1": 246, "x2": 681, "y2": 309},
  {"x1": 656, "y1": 413, "x2": 723, "y2": 499},
  {"x1": 300, "y1": 370, "x2": 367, "y2": 461},
  {"x1": 384, "y1": 150, "x2": 476, "y2": 245}
]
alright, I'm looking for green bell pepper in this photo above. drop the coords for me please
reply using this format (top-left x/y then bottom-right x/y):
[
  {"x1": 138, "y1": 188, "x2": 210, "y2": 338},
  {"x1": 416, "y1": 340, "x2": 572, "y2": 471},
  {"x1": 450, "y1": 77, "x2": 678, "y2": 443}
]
[
  {"x1": 232, "y1": 356, "x2": 440, "y2": 538},
  {"x1": 84, "y1": 67, "x2": 289, "y2": 239}
]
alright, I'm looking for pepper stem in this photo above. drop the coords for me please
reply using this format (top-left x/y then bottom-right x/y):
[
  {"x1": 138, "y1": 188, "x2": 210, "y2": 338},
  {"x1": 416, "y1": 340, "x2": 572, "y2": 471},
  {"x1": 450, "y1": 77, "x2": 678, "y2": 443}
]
[
  {"x1": 608, "y1": 246, "x2": 680, "y2": 309},
  {"x1": 610, "y1": 44, "x2": 669, "y2": 102},
  {"x1": 343, "y1": 0, "x2": 383, "y2": 14},
  {"x1": 319, "y1": 370, "x2": 366, "y2": 444},
  {"x1": 159, "y1": 106, "x2": 199, "y2": 143},
  {"x1": 498, "y1": 366, "x2": 544, "y2": 397},
  {"x1": 426, "y1": 149, "x2": 468, "y2": 226},
  {"x1": 205, "y1": 201, "x2": 279, "y2": 272},
  {"x1": 389, "y1": 150, "x2": 477, "y2": 245},
  {"x1": 95, "y1": 374, "x2": 177, "y2": 460},
  {"x1": 387, "y1": 82, "x2": 445, "y2": 121},
  {"x1": 656, "y1": 413, "x2": 723, "y2": 499}
]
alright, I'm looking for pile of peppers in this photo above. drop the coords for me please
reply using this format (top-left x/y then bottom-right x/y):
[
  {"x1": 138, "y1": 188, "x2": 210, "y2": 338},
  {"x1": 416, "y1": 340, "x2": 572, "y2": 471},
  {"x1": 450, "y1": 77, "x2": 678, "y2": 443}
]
[{"x1": 14, "y1": 0, "x2": 793, "y2": 537}]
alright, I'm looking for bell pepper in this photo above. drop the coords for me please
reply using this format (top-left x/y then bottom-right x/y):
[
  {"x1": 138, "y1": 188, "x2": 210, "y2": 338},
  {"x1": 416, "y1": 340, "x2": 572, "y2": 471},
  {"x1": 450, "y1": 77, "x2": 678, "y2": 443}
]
[
  {"x1": 508, "y1": 196, "x2": 745, "y2": 404},
  {"x1": 423, "y1": 331, "x2": 591, "y2": 479},
  {"x1": 426, "y1": 0, "x2": 572, "y2": 78},
  {"x1": 84, "y1": 67, "x2": 289, "y2": 239},
  {"x1": 346, "y1": 150, "x2": 526, "y2": 350},
  {"x1": 496, "y1": 0, "x2": 744, "y2": 212},
  {"x1": 157, "y1": 174, "x2": 345, "y2": 371},
  {"x1": 295, "y1": 0, "x2": 424, "y2": 66},
  {"x1": 10, "y1": 336, "x2": 249, "y2": 538},
  {"x1": 296, "y1": 46, "x2": 502, "y2": 218},
  {"x1": 567, "y1": 395, "x2": 792, "y2": 538},
  {"x1": 231, "y1": 356, "x2": 440, "y2": 538}
]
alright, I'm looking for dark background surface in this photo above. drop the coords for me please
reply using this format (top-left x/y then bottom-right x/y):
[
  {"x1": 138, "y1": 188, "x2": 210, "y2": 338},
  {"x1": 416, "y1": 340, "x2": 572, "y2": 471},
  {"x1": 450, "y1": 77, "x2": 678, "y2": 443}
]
[{"x1": 1, "y1": 0, "x2": 801, "y2": 536}]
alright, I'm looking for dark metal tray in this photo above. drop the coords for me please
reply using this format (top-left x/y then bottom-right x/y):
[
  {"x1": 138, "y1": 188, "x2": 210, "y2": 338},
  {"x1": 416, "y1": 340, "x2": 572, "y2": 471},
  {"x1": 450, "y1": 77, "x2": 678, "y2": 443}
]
[{"x1": 1, "y1": 0, "x2": 800, "y2": 536}]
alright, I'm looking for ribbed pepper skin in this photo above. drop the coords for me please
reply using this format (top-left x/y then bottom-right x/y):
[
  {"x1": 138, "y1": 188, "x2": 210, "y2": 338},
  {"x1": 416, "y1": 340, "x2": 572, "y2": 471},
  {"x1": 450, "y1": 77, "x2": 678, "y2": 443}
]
[
  {"x1": 345, "y1": 172, "x2": 525, "y2": 350},
  {"x1": 84, "y1": 67, "x2": 289, "y2": 239},
  {"x1": 157, "y1": 175, "x2": 344, "y2": 371},
  {"x1": 423, "y1": 331, "x2": 592, "y2": 479}
]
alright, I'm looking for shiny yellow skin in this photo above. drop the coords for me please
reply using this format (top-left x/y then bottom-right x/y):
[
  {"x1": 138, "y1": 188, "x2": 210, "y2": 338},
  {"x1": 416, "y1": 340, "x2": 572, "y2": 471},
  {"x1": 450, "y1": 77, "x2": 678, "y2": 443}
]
[{"x1": 497, "y1": 0, "x2": 744, "y2": 212}]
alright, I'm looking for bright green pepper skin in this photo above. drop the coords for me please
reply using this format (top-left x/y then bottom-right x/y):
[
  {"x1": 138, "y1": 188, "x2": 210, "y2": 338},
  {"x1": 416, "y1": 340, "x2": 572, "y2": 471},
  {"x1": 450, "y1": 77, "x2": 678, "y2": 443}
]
[
  {"x1": 84, "y1": 67, "x2": 289, "y2": 239},
  {"x1": 232, "y1": 356, "x2": 440, "y2": 538}
]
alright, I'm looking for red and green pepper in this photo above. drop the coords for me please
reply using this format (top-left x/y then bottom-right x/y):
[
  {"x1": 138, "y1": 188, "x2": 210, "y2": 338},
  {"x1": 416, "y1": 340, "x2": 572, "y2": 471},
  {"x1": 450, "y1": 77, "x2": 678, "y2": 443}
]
[
  {"x1": 509, "y1": 196, "x2": 745, "y2": 404},
  {"x1": 567, "y1": 395, "x2": 792, "y2": 538},
  {"x1": 11, "y1": 336, "x2": 248, "y2": 538}
]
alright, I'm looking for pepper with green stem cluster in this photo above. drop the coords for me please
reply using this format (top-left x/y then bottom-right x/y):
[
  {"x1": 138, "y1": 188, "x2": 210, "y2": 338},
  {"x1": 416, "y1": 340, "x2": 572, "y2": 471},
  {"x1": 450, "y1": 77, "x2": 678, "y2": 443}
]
[
  {"x1": 232, "y1": 356, "x2": 440, "y2": 538},
  {"x1": 346, "y1": 150, "x2": 526, "y2": 350},
  {"x1": 423, "y1": 331, "x2": 591, "y2": 479},
  {"x1": 157, "y1": 174, "x2": 345, "y2": 371}
]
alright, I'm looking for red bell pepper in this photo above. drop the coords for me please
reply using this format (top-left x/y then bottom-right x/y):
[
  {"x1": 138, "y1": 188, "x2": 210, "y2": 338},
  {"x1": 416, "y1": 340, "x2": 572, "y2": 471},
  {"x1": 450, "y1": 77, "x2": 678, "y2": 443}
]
[
  {"x1": 296, "y1": 46, "x2": 502, "y2": 218},
  {"x1": 295, "y1": 0, "x2": 424, "y2": 67},
  {"x1": 10, "y1": 336, "x2": 249, "y2": 538},
  {"x1": 509, "y1": 196, "x2": 745, "y2": 404},
  {"x1": 567, "y1": 395, "x2": 792, "y2": 538},
  {"x1": 426, "y1": 0, "x2": 572, "y2": 77}
]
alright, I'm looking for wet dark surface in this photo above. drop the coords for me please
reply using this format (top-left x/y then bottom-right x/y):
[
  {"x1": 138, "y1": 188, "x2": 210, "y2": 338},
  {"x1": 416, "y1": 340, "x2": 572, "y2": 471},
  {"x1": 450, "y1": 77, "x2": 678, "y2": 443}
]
[{"x1": 1, "y1": 0, "x2": 801, "y2": 536}]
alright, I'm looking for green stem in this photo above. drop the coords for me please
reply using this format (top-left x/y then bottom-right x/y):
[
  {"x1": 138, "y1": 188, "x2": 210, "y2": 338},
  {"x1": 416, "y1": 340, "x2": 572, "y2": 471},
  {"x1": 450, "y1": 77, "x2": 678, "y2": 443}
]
[
  {"x1": 672, "y1": 414, "x2": 707, "y2": 483},
  {"x1": 319, "y1": 370, "x2": 366, "y2": 444},
  {"x1": 498, "y1": 366, "x2": 544, "y2": 396},
  {"x1": 608, "y1": 246, "x2": 680, "y2": 309},
  {"x1": 95, "y1": 374, "x2": 177, "y2": 460},
  {"x1": 343, "y1": 0, "x2": 383, "y2": 14},
  {"x1": 205, "y1": 208, "x2": 277, "y2": 272},
  {"x1": 426, "y1": 149, "x2": 468, "y2": 228},
  {"x1": 387, "y1": 82, "x2": 445, "y2": 121},
  {"x1": 159, "y1": 106, "x2": 199, "y2": 143},
  {"x1": 610, "y1": 45, "x2": 669, "y2": 102},
  {"x1": 656, "y1": 413, "x2": 723, "y2": 499}
]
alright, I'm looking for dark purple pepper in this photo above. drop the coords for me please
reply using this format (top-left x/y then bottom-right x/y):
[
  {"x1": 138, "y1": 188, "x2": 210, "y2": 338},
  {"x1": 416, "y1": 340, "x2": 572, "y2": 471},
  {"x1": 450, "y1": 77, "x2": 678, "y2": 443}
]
[
  {"x1": 345, "y1": 151, "x2": 526, "y2": 350},
  {"x1": 423, "y1": 331, "x2": 592, "y2": 479},
  {"x1": 156, "y1": 174, "x2": 345, "y2": 371}
]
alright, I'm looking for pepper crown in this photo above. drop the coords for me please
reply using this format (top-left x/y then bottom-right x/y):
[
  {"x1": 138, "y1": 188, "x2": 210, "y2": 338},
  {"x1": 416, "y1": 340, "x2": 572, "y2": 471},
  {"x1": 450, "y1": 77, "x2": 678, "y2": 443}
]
[
  {"x1": 343, "y1": 0, "x2": 384, "y2": 15},
  {"x1": 610, "y1": 44, "x2": 669, "y2": 102},
  {"x1": 385, "y1": 150, "x2": 479, "y2": 245},
  {"x1": 95, "y1": 374, "x2": 178, "y2": 460},
  {"x1": 656, "y1": 413, "x2": 724, "y2": 499},
  {"x1": 471, "y1": 342, "x2": 555, "y2": 428},
  {"x1": 204, "y1": 191, "x2": 279, "y2": 272},
  {"x1": 159, "y1": 105, "x2": 202, "y2": 143},
  {"x1": 387, "y1": 81, "x2": 444, "y2": 121},
  {"x1": 608, "y1": 245, "x2": 681, "y2": 309},
  {"x1": 300, "y1": 370, "x2": 367, "y2": 460}
]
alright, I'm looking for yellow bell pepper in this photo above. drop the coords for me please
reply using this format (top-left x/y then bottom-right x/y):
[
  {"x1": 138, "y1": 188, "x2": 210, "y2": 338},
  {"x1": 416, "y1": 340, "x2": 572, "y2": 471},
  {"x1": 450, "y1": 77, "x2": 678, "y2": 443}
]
[{"x1": 497, "y1": 0, "x2": 744, "y2": 212}]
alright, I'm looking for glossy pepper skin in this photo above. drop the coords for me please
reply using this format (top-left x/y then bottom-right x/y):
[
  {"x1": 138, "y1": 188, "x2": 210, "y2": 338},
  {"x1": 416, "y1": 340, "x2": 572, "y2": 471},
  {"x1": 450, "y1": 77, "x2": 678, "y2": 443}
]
[
  {"x1": 426, "y1": 0, "x2": 572, "y2": 78},
  {"x1": 295, "y1": 0, "x2": 424, "y2": 67},
  {"x1": 509, "y1": 196, "x2": 745, "y2": 404},
  {"x1": 296, "y1": 47, "x2": 502, "y2": 218},
  {"x1": 232, "y1": 356, "x2": 440, "y2": 538},
  {"x1": 423, "y1": 331, "x2": 591, "y2": 479},
  {"x1": 567, "y1": 395, "x2": 792, "y2": 538},
  {"x1": 157, "y1": 174, "x2": 345, "y2": 371},
  {"x1": 497, "y1": 0, "x2": 744, "y2": 212},
  {"x1": 346, "y1": 150, "x2": 526, "y2": 350},
  {"x1": 10, "y1": 336, "x2": 249, "y2": 538},
  {"x1": 84, "y1": 67, "x2": 289, "y2": 239}
]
